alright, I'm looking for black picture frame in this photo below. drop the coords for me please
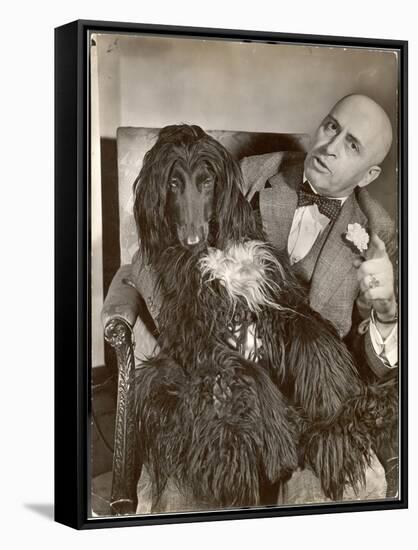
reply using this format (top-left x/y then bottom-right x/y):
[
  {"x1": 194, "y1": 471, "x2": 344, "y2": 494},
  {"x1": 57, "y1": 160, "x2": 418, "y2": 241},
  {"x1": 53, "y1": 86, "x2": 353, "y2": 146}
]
[{"x1": 55, "y1": 19, "x2": 408, "y2": 530}]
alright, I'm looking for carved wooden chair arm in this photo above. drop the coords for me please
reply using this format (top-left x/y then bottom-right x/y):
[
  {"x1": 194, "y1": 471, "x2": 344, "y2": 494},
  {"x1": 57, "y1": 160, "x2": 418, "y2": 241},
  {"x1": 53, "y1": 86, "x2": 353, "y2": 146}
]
[
  {"x1": 103, "y1": 317, "x2": 140, "y2": 515},
  {"x1": 102, "y1": 265, "x2": 142, "y2": 515}
]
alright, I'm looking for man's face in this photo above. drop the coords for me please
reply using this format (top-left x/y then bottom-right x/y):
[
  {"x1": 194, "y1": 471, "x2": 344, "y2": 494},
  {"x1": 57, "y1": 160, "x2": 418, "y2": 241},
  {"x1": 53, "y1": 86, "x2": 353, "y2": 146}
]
[{"x1": 304, "y1": 97, "x2": 385, "y2": 197}]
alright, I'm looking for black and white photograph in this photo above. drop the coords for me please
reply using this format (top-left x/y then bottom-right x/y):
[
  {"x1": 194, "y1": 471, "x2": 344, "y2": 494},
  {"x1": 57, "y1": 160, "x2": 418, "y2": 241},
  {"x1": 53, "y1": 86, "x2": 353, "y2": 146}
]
[
  {"x1": 3, "y1": 0, "x2": 418, "y2": 545},
  {"x1": 86, "y1": 26, "x2": 405, "y2": 522}
]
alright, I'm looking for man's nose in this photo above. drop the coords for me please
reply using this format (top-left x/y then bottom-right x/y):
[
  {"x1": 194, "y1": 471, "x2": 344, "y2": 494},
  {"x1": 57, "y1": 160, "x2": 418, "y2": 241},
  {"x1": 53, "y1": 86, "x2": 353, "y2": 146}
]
[{"x1": 323, "y1": 133, "x2": 343, "y2": 157}]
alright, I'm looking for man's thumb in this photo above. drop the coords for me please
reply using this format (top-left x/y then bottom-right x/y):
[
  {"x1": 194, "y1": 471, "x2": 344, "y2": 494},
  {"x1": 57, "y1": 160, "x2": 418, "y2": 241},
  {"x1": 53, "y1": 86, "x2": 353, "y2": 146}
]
[{"x1": 366, "y1": 232, "x2": 387, "y2": 260}]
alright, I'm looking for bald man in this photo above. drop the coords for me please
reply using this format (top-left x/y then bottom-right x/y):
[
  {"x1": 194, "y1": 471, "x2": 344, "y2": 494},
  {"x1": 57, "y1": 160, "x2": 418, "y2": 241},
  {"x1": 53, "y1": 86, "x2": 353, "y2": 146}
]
[{"x1": 241, "y1": 94, "x2": 398, "y2": 500}]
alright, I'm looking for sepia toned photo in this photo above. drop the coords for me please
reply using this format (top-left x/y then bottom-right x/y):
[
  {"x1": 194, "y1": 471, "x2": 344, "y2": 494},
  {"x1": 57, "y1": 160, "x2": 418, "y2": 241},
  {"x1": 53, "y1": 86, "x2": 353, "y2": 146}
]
[{"x1": 77, "y1": 24, "x2": 405, "y2": 524}]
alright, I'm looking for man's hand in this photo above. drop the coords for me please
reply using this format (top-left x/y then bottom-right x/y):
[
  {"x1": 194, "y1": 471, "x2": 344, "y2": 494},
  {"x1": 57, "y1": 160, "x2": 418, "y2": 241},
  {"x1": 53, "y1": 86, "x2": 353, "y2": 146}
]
[{"x1": 353, "y1": 233, "x2": 397, "y2": 321}]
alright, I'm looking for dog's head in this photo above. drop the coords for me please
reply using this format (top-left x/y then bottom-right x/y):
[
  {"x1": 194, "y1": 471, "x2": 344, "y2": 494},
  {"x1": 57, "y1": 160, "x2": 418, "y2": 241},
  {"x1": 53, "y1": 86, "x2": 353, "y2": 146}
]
[{"x1": 133, "y1": 124, "x2": 259, "y2": 264}]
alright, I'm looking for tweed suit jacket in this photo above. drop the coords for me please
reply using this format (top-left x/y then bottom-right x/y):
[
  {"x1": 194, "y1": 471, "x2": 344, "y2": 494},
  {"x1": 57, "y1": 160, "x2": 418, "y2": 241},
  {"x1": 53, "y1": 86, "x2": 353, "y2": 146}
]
[{"x1": 240, "y1": 151, "x2": 397, "y2": 377}]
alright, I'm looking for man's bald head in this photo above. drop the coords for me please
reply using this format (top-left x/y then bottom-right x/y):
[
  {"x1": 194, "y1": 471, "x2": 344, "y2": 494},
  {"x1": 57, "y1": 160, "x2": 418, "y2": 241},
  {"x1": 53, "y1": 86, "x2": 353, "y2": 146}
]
[
  {"x1": 304, "y1": 94, "x2": 394, "y2": 198},
  {"x1": 333, "y1": 94, "x2": 393, "y2": 164}
]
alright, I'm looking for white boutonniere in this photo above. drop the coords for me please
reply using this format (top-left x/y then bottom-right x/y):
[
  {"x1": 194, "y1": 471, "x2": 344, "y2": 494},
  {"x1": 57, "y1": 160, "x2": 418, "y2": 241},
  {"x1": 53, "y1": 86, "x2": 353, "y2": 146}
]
[{"x1": 345, "y1": 223, "x2": 370, "y2": 254}]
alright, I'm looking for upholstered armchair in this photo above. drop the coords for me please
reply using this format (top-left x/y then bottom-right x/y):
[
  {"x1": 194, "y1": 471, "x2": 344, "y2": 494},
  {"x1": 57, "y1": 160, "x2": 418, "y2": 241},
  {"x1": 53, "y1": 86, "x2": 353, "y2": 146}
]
[{"x1": 101, "y1": 127, "x2": 309, "y2": 515}]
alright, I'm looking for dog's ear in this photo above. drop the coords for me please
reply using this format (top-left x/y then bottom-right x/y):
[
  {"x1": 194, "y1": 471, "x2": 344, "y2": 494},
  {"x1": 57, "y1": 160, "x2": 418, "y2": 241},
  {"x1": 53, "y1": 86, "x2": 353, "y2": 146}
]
[
  {"x1": 213, "y1": 148, "x2": 261, "y2": 247},
  {"x1": 133, "y1": 147, "x2": 173, "y2": 264}
]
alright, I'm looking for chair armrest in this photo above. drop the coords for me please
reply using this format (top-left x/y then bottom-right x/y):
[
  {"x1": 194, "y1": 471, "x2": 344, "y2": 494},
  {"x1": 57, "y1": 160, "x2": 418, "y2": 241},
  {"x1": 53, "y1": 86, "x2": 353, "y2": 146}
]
[
  {"x1": 101, "y1": 264, "x2": 142, "y2": 514},
  {"x1": 101, "y1": 264, "x2": 141, "y2": 329}
]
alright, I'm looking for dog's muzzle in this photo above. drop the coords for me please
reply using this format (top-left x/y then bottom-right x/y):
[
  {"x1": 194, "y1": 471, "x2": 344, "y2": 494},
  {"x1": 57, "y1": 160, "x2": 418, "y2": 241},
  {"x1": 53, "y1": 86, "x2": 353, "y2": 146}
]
[{"x1": 177, "y1": 223, "x2": 209, "y2": 249}]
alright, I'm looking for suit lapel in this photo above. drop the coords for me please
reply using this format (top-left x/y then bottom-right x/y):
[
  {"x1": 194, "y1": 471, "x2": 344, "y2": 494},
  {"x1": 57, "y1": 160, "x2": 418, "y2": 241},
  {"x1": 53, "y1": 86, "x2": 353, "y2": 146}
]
[
  {"x1": 259, "y1": 157, "x2": 303, "y2": 252},
  {"x1": 309, "y1": 193, "x2": 368, "y2": 312}
]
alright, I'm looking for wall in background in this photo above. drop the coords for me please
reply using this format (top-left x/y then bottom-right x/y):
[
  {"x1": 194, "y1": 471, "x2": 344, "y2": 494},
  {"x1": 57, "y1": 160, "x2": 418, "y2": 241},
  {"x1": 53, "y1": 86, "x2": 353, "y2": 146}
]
[{"x1": 96, "y1": 31, "x2": 398, "y2": 212}]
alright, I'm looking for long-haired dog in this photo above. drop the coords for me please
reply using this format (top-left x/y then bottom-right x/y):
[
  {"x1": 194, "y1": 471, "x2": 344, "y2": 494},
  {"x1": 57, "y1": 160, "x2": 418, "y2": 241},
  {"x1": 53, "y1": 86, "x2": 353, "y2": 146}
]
[{"x1": 132, "y1": 124, "x2": 395, "y2": 509}]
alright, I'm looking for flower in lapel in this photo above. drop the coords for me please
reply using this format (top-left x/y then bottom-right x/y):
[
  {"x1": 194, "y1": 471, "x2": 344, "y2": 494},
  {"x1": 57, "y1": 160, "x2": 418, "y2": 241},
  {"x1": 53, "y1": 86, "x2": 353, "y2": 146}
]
[{"x1": 345, "y1": 223, "x2": 369, "y2": 254}]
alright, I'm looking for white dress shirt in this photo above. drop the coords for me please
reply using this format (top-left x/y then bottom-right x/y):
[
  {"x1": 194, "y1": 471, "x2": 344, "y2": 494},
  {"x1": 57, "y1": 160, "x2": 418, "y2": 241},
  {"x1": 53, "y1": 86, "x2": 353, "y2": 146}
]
[
  {"x1": 287, "y1": 179, "x2": 398, "y2": 369},
  {"x1": 287, "y1": 181, "x2": 347, "y2": 265}
]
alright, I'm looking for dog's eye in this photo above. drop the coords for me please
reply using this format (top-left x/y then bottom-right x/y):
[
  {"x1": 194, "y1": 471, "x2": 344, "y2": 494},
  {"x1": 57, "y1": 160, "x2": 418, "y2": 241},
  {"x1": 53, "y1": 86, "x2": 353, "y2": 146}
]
[
  {"x1": 169, "y1": 178, "x2": 179, "y2": 189},
  {"x1": 203, "y1": 178, "x2": 213, "y2": 187}
]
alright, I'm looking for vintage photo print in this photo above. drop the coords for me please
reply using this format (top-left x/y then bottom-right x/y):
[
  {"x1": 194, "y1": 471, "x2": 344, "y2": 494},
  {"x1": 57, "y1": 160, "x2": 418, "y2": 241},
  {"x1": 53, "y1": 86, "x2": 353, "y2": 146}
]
[{"x1": 89, "y1": 30, "x2": 401, "y2": 518}]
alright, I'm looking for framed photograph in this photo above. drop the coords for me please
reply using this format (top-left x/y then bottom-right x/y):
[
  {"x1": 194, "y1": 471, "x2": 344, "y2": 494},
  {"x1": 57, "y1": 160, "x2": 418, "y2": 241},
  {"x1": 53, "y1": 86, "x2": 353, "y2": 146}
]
[{"x1": 55, "y1": 19, "x2": 408, "y2": 529}]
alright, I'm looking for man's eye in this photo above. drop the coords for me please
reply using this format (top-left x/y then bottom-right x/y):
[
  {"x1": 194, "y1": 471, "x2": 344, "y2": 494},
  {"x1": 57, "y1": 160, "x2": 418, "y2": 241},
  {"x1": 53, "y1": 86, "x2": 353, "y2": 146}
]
[
  {"x1": 325, "y1": 121, "x2": 337, "y2": 133},
  {"x1": 349, "y1": 142, "x2": 359, "y2": 152}
]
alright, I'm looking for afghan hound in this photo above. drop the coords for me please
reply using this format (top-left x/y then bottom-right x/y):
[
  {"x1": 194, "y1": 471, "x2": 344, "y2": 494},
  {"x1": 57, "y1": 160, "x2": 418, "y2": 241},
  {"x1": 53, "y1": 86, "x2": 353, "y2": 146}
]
[{"x1": 131, "y1": 124, "x2": 393, "y2": 510}]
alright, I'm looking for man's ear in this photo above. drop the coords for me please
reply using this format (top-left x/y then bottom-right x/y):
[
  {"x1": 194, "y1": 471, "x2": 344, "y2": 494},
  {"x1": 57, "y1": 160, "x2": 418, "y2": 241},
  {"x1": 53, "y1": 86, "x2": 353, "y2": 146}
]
[{"x1": 358, "y1": 165, "x2": 381, "y2": 188}]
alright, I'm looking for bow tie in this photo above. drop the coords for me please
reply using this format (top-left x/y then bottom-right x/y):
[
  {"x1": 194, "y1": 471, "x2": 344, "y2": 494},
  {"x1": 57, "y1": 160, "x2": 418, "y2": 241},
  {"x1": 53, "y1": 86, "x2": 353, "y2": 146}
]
[{"x1": 297, "y1": 181, "x2": 342, "y2": 222}]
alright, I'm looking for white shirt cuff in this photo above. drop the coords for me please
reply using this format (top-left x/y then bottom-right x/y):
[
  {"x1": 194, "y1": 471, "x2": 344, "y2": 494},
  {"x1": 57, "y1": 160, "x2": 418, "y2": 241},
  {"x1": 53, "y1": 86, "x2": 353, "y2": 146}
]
[{"x1": 369, "y1": 310, "x2": 398, "y2": 368}]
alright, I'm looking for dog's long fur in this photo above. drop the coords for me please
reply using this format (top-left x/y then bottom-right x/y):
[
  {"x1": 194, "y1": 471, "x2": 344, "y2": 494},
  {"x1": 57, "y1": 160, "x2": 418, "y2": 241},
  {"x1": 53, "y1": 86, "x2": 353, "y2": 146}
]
[{"x1": 132, "y1": 124, "x2": 391, "y2": 507}]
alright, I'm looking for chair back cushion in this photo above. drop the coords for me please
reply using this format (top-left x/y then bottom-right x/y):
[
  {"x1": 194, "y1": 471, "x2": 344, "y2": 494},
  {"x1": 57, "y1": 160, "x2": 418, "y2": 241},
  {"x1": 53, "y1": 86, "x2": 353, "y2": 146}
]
[{"x1": 116, "y1": 127, "x2": 309, "y2": 263}]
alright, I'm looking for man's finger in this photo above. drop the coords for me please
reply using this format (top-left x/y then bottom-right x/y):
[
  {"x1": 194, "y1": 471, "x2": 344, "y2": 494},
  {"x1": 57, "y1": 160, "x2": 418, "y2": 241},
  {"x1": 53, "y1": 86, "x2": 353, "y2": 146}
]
[
  {"x1": 366, "y1": 232, "x2": 387, "y2": 261},
  {"x1": 357, "y1": 258, "x2": 389, "y2": 277},
  {"x1": 364, "y1": 287, "x2": 393, "y2": 301},
  {"x1": 359, "y1": 274, "x2": 389, "y2": 293},
  {"x1": 353, "y1": 257, "x2": 363, "y2": 268},
  {"x1": 359, "y1": 276, "x2": 375, "y2": 293}
]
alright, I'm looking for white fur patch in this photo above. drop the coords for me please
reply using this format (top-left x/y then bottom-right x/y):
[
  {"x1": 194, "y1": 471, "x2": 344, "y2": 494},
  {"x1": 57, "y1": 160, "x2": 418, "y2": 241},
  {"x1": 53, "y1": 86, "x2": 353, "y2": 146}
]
[{"x1": 199, "y1": 240, "x2": 286, "y2": 312}]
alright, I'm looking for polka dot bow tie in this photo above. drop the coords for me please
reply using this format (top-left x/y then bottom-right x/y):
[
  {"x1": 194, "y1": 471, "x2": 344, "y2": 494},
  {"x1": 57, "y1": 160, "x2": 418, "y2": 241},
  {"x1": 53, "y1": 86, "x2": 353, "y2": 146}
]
[{"x1": 297, "y1": 181, "x2": 342, "y2": 222}]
